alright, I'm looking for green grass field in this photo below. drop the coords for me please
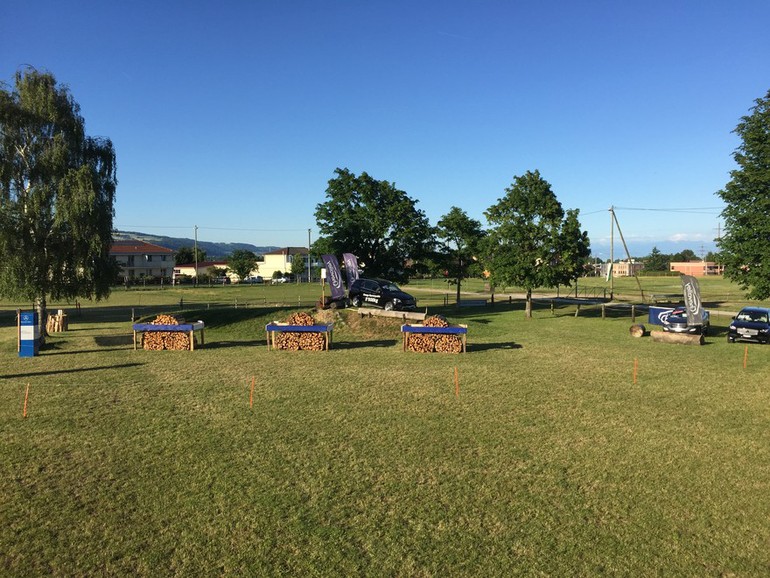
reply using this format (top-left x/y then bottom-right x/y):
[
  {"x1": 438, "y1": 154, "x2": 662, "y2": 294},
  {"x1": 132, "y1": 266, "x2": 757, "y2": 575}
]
[{"x1": 2, "y1": 278, "x2": 770, "y2": 575}]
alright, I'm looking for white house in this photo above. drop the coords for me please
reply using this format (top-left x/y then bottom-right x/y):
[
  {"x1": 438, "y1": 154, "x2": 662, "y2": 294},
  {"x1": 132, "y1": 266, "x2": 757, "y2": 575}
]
[
  {"x1": 260, "y1": 247, "x2": 309, "y2": 280},
  {"x1": 110, "y1": 240, "x2": 174, "y2": 281}
]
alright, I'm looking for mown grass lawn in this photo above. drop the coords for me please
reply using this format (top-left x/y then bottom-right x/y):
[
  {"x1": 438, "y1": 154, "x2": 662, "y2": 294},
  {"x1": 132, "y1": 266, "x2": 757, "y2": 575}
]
[{"x1": 2, "y1": 291, "x2": 770, "y2": 576}]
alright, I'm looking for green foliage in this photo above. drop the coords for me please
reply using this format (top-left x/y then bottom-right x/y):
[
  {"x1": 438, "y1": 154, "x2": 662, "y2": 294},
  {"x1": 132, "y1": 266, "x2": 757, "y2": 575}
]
[
  {"x1": 0, "y1": 69, "x2": 118, "y2": 309},
  {"x1": 558, "y1": 208, "x2": 592, "y2": 285},
  {"x1": 645, "y1": 246, "x2": 670, "y2": 271},
  {"x1": 718, "y1": 88, "x2": 770, "y2": 299},
  {"x1": 484, "y1": 170, "x2": 588, "y2": 315},
  {"x1": 437, "y1": 206, "x2": 486, "y2": 301},
  {"x1": 291, "y1": 253, "x2": 307, "y2": 278},
  {"x1": 314, "y1": 168, "x2": 434, "y2": 281},
  {"x1": 175, "y1": 246, "x2": 207, "y2": 266},
  {"x1": 227, "y1": 249, "x2": 259, "y2": 281}
]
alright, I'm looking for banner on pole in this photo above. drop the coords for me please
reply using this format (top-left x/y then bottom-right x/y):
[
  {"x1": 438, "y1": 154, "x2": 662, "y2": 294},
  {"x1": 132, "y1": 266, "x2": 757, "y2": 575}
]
[
  {"x1": 321, "y1": 255, "x2": 345, "y2": 301},
  {"x1": 342, "y1": 253, "x2": 359, "y2": 288},
  {"x1": 681, "y1": 274, "x2": 705, "y2": 326}
]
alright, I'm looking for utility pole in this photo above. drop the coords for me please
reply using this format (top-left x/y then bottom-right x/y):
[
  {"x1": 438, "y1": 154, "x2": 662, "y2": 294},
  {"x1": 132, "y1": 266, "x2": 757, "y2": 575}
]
[
  {"x1": 194, "y1": 225, "x2": 199, "y2": 287},
  {"x1": 609, "y1": 206, "x2": 614, "y2": 300},
  {"x1": 307, "y1": 228, "x2": 311, "y2": 284}
]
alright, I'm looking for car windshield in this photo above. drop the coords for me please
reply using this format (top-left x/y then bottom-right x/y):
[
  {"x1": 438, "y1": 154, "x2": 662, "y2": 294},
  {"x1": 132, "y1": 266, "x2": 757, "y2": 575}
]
[
  {"x1": 383, "y1": 282, "x2": 401, "y2": 292},
  {"x1": 737, "y1": 310, "x2": 768, "y2": 323}
]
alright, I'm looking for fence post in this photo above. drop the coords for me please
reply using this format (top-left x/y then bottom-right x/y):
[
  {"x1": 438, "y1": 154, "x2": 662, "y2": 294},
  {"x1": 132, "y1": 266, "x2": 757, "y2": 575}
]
[
  {"x1": 602, "y1": 303, "x2": 606, "y2": 319},
  {"x1": 631, "y1": 304, "x2": 636, "y2": 322},
  {"x1": 574, "y1": 304, "x2": 581, "y2": 318}
]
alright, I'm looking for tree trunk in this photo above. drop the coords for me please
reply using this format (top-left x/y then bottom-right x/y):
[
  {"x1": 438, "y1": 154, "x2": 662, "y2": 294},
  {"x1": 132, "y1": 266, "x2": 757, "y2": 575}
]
[
  {"x1": 650, "y1": 330, "x2": 703, "y2": 345},
  {"x1": 35, "y1": 296, "x2": 47, "y2": 346},
  {"x1": 525, "y1": 288, "x2": 532, "y2": 318},
  {"x1": 456, "y1": 277, "x2": 461, "y2": 305}
]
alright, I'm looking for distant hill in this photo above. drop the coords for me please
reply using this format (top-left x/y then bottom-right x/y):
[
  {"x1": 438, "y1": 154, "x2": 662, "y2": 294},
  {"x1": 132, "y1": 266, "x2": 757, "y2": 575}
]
[{"x1": 113, "y1": 230, "x2": 277, "y2": 259}]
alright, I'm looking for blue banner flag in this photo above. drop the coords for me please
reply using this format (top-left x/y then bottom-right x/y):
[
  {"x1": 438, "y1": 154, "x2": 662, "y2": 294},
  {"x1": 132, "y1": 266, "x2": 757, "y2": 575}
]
[
  {"x1": 342, "y1": 253, "x2": 359, "y2": 288},
  {"x1": 322, "y1": 254, "x2": 345, "y2": 301}
]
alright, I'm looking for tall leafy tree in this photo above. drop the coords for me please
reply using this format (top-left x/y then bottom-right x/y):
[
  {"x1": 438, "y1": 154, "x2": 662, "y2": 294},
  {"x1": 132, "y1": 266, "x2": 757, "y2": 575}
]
[
  {"x1": 717, "y1": 88, "x2": 770, "y2": 299},
  {"x1": 291, "y1": 253, "x2": 307, "y2": 281},
  {"x1": 645, "y1": 246, "x2": 670, "y2": 271},
  {"x1": 314, "y1": 168, "x2": 433, "y2": 281},
  {"x1": 227, "y1": 249, "x2": 259, "y2": 282},
  {"x1": 484, "y1": 170, "x2": 581, "y2": 317},
  {"x1": 175, "y1": 246, "x2": 206, "y2": 266},
  {"x1": 559, "y1": 208, "x2": 591, "y2": 294},
  {"x1": 0, "y1": 69, "x2": 118, "y2": 339},
  {"x1": 437, "y1": 206, "x2": 486, "y2": 304}
]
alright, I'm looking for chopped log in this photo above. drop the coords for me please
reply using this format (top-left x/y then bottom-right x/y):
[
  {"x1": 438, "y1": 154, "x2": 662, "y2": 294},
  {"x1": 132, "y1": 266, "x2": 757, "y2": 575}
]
[
  {"x1": 629, "y1": 324, "x2": 646, "y2": 338},
  {"x1": 46, "y1": 313, "x2": 68, "y2": 333},
  {"x1": 650, "y1": 330, "x2": 704, "y2": 346}
]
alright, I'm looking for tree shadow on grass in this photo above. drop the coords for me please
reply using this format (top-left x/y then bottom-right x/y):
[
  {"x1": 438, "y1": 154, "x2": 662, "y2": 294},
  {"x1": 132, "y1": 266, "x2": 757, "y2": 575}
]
[
  {"x1": 1, "y1": 362, "x2": 144, "y2": 380},
  {"x1": 468, "y1": 342, "x2": 522, "y2": 352}
]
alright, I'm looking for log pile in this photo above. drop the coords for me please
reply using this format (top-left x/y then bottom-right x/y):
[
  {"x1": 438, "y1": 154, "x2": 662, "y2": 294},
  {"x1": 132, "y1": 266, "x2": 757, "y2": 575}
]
[
  {"x1": 142, "y1": 314, "x2": 193, "y2": 351},
  {"x1": 46, "y1": 313, "x2": 68, "y2": 333},
  {"x1": 274, "y1": 312, "x2": 326, "y2": 351},
  {"x1": 406, "y1": 315, "x2": 463, "y2": 354}
]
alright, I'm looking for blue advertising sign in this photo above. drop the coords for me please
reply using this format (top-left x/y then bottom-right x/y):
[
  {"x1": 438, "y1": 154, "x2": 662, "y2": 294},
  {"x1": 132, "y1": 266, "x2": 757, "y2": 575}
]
[
  {"x1": 19, "y1": 311, "x2": 40, "y2": 357},
  {"x1": 648, "y1": 306, "x2": 675, "y2": 326}
]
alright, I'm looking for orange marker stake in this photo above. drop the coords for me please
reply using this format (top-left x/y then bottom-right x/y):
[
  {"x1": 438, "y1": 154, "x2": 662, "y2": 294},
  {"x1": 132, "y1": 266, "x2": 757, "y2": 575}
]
[
  {"x1": 23, "y1": 383, "x2": 29, "y2": 418},
  {"x1": 633, "y1": 358, "x2": 638, "y2": 384},
  {"x1": 744, "y1": 345, "x2": 749, "y2": 369},
  {"x1": 249, "y1": 376, "x2": 255, "y2": 408},
  {"x1": 454, "y1": 367, "x2": 459, "y2": 398}
]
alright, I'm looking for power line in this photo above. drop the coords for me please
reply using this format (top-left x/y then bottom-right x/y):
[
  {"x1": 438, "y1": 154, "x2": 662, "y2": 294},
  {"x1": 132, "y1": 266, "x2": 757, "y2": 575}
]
[
  {"x1": 612, "y1": 206, "x2": 723, "y2": 214},
  {"x1": 115, "y1": 225, "x2": 310, "y2": 232}
]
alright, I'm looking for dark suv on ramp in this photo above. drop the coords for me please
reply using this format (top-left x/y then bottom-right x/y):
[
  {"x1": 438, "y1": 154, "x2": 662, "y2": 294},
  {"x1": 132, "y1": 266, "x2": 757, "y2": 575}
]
[{"x1": 348, "y1": 278, "x2": 417, "y2": 311}]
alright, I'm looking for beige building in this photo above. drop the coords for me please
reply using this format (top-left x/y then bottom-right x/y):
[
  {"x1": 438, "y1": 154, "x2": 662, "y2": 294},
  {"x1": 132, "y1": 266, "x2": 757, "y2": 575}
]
[
  {"x1": 111, "y1": 240, "x2": 174, "y2": 281},
  {"x1": 173, "y1": 261, "x2": 233, "y2": 282},
  {"x1": 670, "y1": 261, "x2": 724, "y2": 277},
  {"x1": 600, "y1": 260, "x2": 644, "y2": 277},
  {"x1": 260, "y1": 247, "x2": 309, "y2": 279}
]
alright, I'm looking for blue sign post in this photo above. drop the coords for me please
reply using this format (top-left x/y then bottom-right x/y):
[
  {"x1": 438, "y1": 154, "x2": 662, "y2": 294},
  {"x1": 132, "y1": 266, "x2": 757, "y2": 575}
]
[{"x1": 18, "y1": 311, "x2": 40, "y2": 357}]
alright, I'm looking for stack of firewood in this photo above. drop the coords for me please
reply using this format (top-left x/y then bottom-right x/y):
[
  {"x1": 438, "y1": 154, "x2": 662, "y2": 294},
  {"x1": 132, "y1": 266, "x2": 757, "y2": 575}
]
[
  {"x1": 406, "y1": 315, "x2": 463, "y2": 354},
  {"x1": 142, "y1": 314, "x2": 192, "y2": 350},
  {"x1": 274, "y1": 312, "x2": 326, "y2": 351}
]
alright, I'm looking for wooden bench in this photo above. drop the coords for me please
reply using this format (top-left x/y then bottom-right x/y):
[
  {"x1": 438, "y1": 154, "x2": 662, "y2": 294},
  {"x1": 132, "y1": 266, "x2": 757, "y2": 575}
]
[{"x1": 458, "y1": 299, "x2": 488, "y2": 307}]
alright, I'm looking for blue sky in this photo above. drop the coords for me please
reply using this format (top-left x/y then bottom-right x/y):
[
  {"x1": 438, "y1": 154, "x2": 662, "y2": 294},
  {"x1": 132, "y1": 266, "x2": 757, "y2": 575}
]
[{"x1": 3, "y1": 1, "x2": 769, "y2": 257}]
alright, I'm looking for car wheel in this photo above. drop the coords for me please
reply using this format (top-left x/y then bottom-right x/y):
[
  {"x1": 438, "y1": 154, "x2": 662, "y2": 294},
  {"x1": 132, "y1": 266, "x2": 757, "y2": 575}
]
[
  {"x1": 351, "y1": 296, "x2": 361, "y2": 308},
  {"x1": 727, "y1": 336, "x2": 735, "y2": 343},
  {"x1": 384, "y1": 301, "x2": 395, "y2": 311}
]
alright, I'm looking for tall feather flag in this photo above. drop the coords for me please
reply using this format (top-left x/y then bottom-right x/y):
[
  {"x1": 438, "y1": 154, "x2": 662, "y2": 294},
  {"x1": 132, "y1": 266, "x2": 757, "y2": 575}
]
[
  {"x1": 322, "y1": 255, "x2": 345, "y2": 300},
  {"x1": 342, "y1": 253, "x2": 359, "y2": 288}
]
